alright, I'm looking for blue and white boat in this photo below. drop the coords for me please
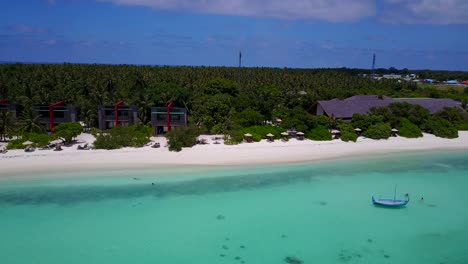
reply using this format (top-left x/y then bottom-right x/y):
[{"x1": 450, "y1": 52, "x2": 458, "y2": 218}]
[{"x1": 372, "y1": 185, "x2": 409, "y2": 207}]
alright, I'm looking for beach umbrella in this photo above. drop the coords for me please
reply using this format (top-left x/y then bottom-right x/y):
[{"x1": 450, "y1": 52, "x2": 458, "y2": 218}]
[
  {"x1": 354, "y1": 128, "x2": 362, "y2": 132},
  {"x1": 391, "y1": 128, "x2": 399, "y2": 132},
  {"x1": 296, "y1": 132, "x2": 305, "y2": 136},
  {"x1": 22, "y1": 140, "x2": 34, "y2": 146},
  {"x1": 266, "y1": 133, "x2": 274, "y2": 137},
  {"x1": 281, "y1": 132, "x2": 289, "y2": 136},
  {"x1": 50, "y1": 139, "x2": 63, "y2": 145},
  {"x1": 244, "y1": 133, "x2": 252, "y2": 137},
  {"x1": 331, "y1": 130, "x2": 340, "y2": 134}
]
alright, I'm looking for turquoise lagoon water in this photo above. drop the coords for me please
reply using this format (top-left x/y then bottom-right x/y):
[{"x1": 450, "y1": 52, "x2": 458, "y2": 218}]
[{"x1": 0, "y1": 150, "x2": 467, "y2": 264}]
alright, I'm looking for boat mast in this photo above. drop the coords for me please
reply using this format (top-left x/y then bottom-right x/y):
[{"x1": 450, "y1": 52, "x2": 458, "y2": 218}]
[{"x1": 393, "y1": 185, "x2": 397, "y2": 201}]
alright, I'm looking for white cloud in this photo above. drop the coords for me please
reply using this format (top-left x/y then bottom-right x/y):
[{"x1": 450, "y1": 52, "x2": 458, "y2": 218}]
[
  {"x1": 13, "y1": 24, "x2": 47, "y2": 33},
  {"x1": 98, "y1": 0, "x2": 375, "y2": 22},
  {"x1": 382, "y1": 0, "x2": 468, "y2": 24},
  {"x1": 45, "y1": 39, "x2": 57, "y2": 45}
]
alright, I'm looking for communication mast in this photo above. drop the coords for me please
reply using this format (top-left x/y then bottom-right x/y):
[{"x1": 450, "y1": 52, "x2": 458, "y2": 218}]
[
  {"x1": 371, "y1": 53, "x2": 376, "y2": 78},
  {"x1": 238, "y1": 51, "x2": 242, "y2": 89}
]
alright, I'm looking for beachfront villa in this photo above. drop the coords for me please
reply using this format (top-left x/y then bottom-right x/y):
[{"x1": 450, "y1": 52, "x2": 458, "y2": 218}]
[
  {"x1": 312, "y1": 95, "x2": 462, "y2": 120},
  {"x1": 33, "y1": 103, "x2": 77, "y2": 132},
  {"x1": 0, "y1": 99, "x2": 17, "y2": 118},
  {"x1": 151, "y1": 106, "x2": 188, "y2": 135},
  {"x1": 97, "y1": 103, "x2": 138, "y2": 130}
]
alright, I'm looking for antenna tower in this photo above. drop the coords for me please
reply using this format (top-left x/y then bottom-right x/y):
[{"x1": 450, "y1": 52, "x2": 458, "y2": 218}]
[
  {"x1": 372, "y1": 53, "x2": 376, "y2": 78},
  {"x1": 238, "y1": 51, "x2": 242, "y2": 89}
]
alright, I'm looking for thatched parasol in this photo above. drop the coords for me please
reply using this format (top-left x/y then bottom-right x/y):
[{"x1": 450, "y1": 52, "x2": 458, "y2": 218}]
[
  {"x1": 331, "y1": 130, "x2": 340, "y2": 134},
  {"x1": 281, "y1": 132, "x2": 289, "y2": 136},
  {"x1": 266, "y1": 133, "x2": 274, "y2": 137},
  {"x1": 244, "y1": 133, "x2": 252, "y2": 137},
  {"x1": 296, "y1": 132, "x2": 305, "y2": 136},
  {"x1": 22, "y1": 140, "x2": 34, "y2": 146},
  {"x1": 50, "y1": 139, "x2": 63, "y2": 145},
  {"x1": 391, "y1": 128, "x2": 399, "y2": 132},
  {"x1": 354, "y1": 128, "x2": 362, "y2": 132}
]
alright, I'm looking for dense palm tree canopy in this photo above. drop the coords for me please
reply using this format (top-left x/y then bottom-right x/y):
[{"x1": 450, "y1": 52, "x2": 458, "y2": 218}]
[{"x1": 0, "y1": 64, "x2": 466, "y2": 132}]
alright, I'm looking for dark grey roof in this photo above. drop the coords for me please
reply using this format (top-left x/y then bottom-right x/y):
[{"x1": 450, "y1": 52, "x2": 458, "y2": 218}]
[
  {"x1": 317, "y1": 96, "x2": 462, "y2": 119},
  {"x1": 393, "y1": 98, "x2": 461, "y2": 114},
  {"x1": 317, "y1": 97, "x2": 393, "y2": 119},
  {"x1": 346, "y1": 95, "x2": 392, "y2": 101}
]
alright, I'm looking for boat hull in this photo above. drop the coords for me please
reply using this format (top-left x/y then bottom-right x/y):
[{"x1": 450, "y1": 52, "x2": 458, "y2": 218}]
[{"x1": 372, "y1": 196, "x2": 408, "y2": 207}]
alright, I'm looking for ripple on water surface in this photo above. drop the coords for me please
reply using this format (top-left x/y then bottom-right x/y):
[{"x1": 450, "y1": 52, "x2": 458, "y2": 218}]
[{"x1": 0, "y1": 150, "x2": 467, "y2": 264}]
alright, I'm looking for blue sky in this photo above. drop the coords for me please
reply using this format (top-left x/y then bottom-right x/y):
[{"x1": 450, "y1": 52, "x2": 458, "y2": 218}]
[{"x1": 1, "y1": 0, "x2": 467, "y2": 70}]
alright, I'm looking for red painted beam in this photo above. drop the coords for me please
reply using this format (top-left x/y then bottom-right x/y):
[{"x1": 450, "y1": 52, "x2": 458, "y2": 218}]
[
  {"x1": 167, "y1": 101, "x2": 173, "y2": 133},
  {"x1": 49, "y1": 101, "x2": 64, "y2": 133},
  {"x1": 114, "y1": 100, "x2": 124, "y2": 128}
]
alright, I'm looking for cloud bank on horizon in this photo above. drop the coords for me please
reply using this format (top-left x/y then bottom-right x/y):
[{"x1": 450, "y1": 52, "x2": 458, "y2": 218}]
[{"x1": 99, "y1": 0, "x2": 468, "y2": 24}]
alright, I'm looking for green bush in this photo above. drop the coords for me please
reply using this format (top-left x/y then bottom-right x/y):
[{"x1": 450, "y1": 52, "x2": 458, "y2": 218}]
[
  {"x1": 337, "y1": 123, "x2": 358, "y2": 142},
  {"x1": 398, "y1": 118, "x2": 423, "y2": 138},
  {"x1": 224, "y1": 130, "x2": 244, "y2": 145},
  {"x1": 458, "y1": 122, "x2": 468, "y2": 131},
  {"x1": 312, "y1": 115, "x2": 330, "y2": 127},
  {"x1": 53, "y1": 122, "x2": 83, "y2": 144},
  {"x1": 166, "y1": 125, "x2": 201, "y2": 152},
  {"x1": 211, "y1": 123, "x2": 229, "y2": 135},
  {"x1": 434, "y1": 107, "x2": 464, "y2": 125},
  {"x1": 276, "y1": 106, "x2": 314, "y2": 131},
  {"x1": 234, "y1": 108, "x2": 265, "y2": 128},
  {"x1": 306, "y1": 126, "x2": 332, "y2": 141},
  {"x1": 7, "y1": 132, "x2": 50, "y2": 149},
  {"x1": 351, "y1": 113, "x2": 383, "y2": 131},
  {"x1": 363, "y1": 123, "x2": 391, "y2": 140},
  {"x1": 423, "y1": 117, "x2": 458, "y2": 139},
  {"x1": 340, "y1": 131, "x2": 358, "y2": 142},
  {"x1": 241, "y1": 125, "x2": 285, "y2": 142},
  {"x1": 93, "y1": 125, "x2": 153, "y2": 150}
]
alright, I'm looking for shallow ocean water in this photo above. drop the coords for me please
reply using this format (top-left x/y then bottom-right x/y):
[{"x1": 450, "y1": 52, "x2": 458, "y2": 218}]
[{"x1": 0, "y1": 150, "x2": 467, "y2": 264}]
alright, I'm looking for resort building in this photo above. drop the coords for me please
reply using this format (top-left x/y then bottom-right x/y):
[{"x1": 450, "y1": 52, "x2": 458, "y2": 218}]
[
  {"x1": 0, "y1": 99, "x2": 17, "y2": 118},
  {"x1": 33, "y1": 102, "x2": 77, "y2": 132},
  {"x1": 382, "y1": 74, "x2": 402, "y2": 79},
  {"x1": 312, "y1": 95, "x2": 462, "y2": 120},
  {"x1": 97, "y1": 102, "x2": 138, "y2": 130},
  {"x1": 151, "y1": 106, "x2": 187, "y2": 135}
]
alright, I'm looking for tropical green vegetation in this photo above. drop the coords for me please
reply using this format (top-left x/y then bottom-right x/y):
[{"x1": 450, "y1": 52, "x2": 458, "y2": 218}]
[
  {"x1": 7, "y1": 133, "x2": 50, "y2": 149},
  {"x1": 166, "y1": 125, "x2": 201, "y2": 152},
  {"x1": 306, "y1": 126, "x2": 332, "y2": 141},
  {"x1": 92, "y1": 125, "x2": 153, "y2": 150},
  {"x1": 398, "y1": 118, "x2": 423, "y2": 138},
  {"x1": 0, "y1": 110, "x2": 15, "y2": 141},
  {"x1": 422, "y1": 117, "x2": 458, "y2": 139},
  {"x1": 0, "y1": 64, "x2": 466, "y2": 150},
  {"x1": 363, "y1": 123, "x2": 392, "y2": 140},
  {"x1": 337, "y1": 123, "x2": 358, "y2": 142},
  {"x1": 53, "y1": 122, "x2": 83, "y2": 144}
]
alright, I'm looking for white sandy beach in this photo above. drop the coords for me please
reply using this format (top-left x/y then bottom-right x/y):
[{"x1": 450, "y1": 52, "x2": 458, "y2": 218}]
[{"x1": 1, "y1": 132, "x2": 467, "y2": 177}]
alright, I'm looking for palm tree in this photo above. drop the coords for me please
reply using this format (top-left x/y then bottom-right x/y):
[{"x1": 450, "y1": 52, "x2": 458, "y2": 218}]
[
  {"x1": 19, "y1": 108, "x2": 44, "y2": 134},
  {"x1": 0, "y1": 110, "x2": 16, "y2": 141},
  {"x1": 81, "y1": 108, "x2": 96, "y2": 133}
]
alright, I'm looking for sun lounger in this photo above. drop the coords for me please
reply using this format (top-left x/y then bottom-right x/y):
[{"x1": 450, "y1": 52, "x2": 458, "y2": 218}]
[
  {"x1": 54, "y1": 145, "x2": 63, "y2": 151},
  {"x1": 24, "y1": 146, "x2": 35, "y2": 152}
]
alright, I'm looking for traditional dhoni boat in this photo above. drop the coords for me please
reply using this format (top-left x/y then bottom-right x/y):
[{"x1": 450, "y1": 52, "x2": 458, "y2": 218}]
[{"x1": 372, "y1": 185, "x2": 409, "y2": 207}]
